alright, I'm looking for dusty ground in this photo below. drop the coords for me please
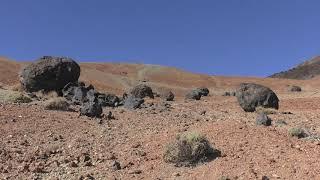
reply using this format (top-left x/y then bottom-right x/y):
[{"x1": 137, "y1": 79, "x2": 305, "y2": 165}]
[{"x1": 1, "y1": 57, "x2": 320, "y2": 179}]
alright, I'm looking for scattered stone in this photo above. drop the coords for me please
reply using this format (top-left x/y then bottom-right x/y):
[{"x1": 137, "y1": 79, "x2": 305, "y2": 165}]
[
  {"x1": 196, "y1": 87, "x2": 209, "y2": 96},
  {"x1": 129, "y1": 84, "x2": 154, "y2": 99},
  {"x1": 262, "y1": 176, "x2": 270, "y2": 180},
  {"x1": 289, "y1": 85, "x2": 302, "y2": 92},
  {"x1": 128, "y1": 169, "x2": 142, "y2": 174},
  {"x1": 160, "y1": 90, "x2": 175, "y2": 101},
  {"x1": 80, "y1": 100, "x2": 103, "y2": 118},
  {"x1": 185, "y1": 90, "x2": 201, "y2": 100},
  {"x1": 111, "y1": 161, "x2": 121, "y2": 170},
  {"x1": 123, "y1": 96, "x2": 144, "y2": 109},
  {"x1": 20, "y1": 56, "x2": 80, "y2": 92},
  {"x1": 200, "y1": 110, "x2": 206, "y2": 115},
  {"x1": 256, "y1": 113, "x2": 272, "y2": 126},
  {"x1": 236, "y1": 83, "x2": 279, "y2": 112}
]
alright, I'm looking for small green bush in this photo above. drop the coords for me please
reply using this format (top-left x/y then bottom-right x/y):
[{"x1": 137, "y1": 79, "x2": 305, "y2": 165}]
[
  {"x1": 44, "y1": 97, "x2": 69, "y2": 111},
  {"x1": 163, "y1": 132, "x2": 220, "y2": 166}
]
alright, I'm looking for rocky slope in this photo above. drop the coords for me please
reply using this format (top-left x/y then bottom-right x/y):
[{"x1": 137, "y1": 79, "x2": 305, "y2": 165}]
[{"x1": 269, "y1": 56, "x2": 320, "y2": 79}]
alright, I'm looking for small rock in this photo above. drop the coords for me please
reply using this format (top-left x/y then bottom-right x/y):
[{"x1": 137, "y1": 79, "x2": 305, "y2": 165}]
[
  {"x1": 256, "y1": 113, "x2": 272, "y2": 126},
  {"x1": 128, "y1": 169, "x2": 142, "y2": 174},
  {"x1": 111, "y1": 161, "x2": 121, "y2": 170}
]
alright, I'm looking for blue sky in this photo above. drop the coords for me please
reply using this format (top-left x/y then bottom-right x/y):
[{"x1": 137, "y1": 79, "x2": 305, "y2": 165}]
[{"x1": 1, "y1": 0, "x2": 319, "y2": 76}]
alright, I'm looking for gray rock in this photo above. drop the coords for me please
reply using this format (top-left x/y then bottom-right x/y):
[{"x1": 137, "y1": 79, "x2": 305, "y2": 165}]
[
  {"x1": 256, "y1": 113, "x2": 272, "y2": 126},
  {"x1": 236, "y1": 83, "x2": 279, "y2": 112},
  {"x1": 80, "y1": 100, "x2": 103, "y2": 118},
  {"x1": 160, "y1": 91, "x2": 175, "y2": 101},
  {"x1": 196, "y1": 87, "x2": 209, "y2": 96},
  {"x1": 185, "y1": 90, "x2": 201, "y2": 100},
  {"x1": 20, "y1": 56, "x2": 80, "y2": 92},
  {"x1": 123, "y1": 96, "x2": 144, "y2": 109},
  {"x1": 289, "y1": 85, "x2": 302, "y2": 92}
]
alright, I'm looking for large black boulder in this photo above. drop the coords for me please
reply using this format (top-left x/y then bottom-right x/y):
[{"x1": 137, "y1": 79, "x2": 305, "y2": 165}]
[
  {"x1": 236, "y1": 83, "x2": 279, "y2": 112},
  {"x1": 20, "y1": 56, "x2": 80, "y2": 92}
]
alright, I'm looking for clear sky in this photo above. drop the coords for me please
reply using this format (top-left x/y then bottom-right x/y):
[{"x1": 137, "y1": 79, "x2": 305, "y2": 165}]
[{"x1": 1, "y1": 1, "x2": 319, "y2": 77}]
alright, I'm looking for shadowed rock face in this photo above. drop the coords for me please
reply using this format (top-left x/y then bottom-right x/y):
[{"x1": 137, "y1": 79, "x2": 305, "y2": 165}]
[
  {"x1": 20, "y1": 56, "x2": 81, "y2": 92},
  {"x1": 236, "y1": 83, "x2": 279, "y2": 112}
]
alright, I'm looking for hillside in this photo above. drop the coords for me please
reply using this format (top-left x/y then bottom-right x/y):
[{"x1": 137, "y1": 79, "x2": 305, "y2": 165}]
[
  {"x1": 269, "y1": 56, "x2": 320, "y2": 79},
  {"x1": 0, "y1": 57, "x2": 315, "y2": 97},
  {"x1": 3, "y1": 57, "x2": 320, "y2": 179}
]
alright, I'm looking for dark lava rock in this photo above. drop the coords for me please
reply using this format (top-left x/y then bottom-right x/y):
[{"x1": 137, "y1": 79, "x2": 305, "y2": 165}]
[
  {"x1": 129, "y1": 84, "x2": 154, "y2": 99},
  {"x1": 256, "y1": 113, "x2": 272, "y2": 126},
  {"x1": 20, "y1": 56, "x2": 80, "y2": 92},
  {"x1": 63, "y1": 82, "x2": 119, "y2": 107},
  {"x1": 289, "y1": 85, "x2": 302, "y2": 92},
  {"x1": 185, "y1": 90, "x2": 201, "y2": 100},
  {"x1": 123, "y1": 96, "x2": 144, "y2": 109},
  {"x1": 96, "y1": 93, "x2": 120, "y2": 107},
  {"x1": 236, "y1": 83, "x2": 279, "y2": 112},
  {"x1": 160, "y1": 91, "x2": 175, "y2": 101},
  {"x1": 196, "y1": 87, "x2": 209, "y2": 96},
  {"x1": 62, "y1": 82, "x2": 88, "y2": 105},
  {"x1": 80, "y1": 100, "x2": 103, "y2": 118}
]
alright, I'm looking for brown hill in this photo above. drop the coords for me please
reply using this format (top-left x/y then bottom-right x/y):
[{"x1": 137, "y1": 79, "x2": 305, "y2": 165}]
[
  {"x1": 269, "y1": 56, "x2": 320, "y2": 79},
  {"x1": 0, "y1": 57, "x2": 314, "y2": 96},
  {"x1": 2, "y1": 57, "x2": 320, "y2": 179}
]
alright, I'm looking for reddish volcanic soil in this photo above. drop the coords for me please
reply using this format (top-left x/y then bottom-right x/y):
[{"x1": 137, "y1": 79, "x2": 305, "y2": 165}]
[{"x1": 1, "y1": 57, "x2": 320, "y2": 179}]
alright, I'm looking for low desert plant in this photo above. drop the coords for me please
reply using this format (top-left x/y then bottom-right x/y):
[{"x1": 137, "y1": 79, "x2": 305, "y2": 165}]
[
  {"x1": 163, "y1": 132, "x2": 220, "y2": 166},
  {"x1": 10, "y1": 83, "x2": 23, "y2": 92},
  {"x1": 44, "y1": 97, "x2": 69, "y2": 111},
  {"x1": 0, "y1": 89, "x2": 32, "y2": 103},
  {"x1": 288, "y1": 127, "x2": 309, "y2": 138},
  {"x1": 35, "y1": 90, "x2": 59, "y2": 100},
  {"x1": 255, "y1": 106, "x2": 277, "y2": 115}
]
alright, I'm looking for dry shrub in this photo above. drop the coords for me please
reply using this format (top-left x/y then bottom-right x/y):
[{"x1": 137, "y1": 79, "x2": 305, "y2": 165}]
[
  {"x1": 44, "y1": 97, "x2": 69, "y2": 111},
  {"x1": 10, "y1": 83, "x2": 23, "y2": 92},
  {"x1": 163, "y1": 132, "x2": 220, "y2": 166},
  {"x1": 35, "y1": 90, "x2": 59, "y2": 100},
  {"x1": 0, "y1": 89, "x2": 32, "y2": 103},
  {"x1": 288, "y1": 127, "x2": 309, "y2": 138}
]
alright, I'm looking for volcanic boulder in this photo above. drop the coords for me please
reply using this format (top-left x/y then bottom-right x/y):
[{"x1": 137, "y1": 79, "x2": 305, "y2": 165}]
[
  {"x1": 20, "y1": 56, "x2": 80, "y2": 92},
  {"x1": 62, "y1": 82, "x2": 88, "y2": 105},
  {"x1": 256, "y1": 113, "x2": 272, "y2": 126},
  {"x1": 236, "y1": 83, "x2": 279, "y2": 112},
  {"x1": 185, "y1": 90, "x2": 201, "y2": 100},
  {"x1": 62, "y1": 82, "x2": 120, "y2": 107},
  {"x1": 196, "y1": 87, "x2": 209, "y2": 96},
  {"x1": 80, "y1": 100, "x2": 103, "y2": 118},
  {"x1": 129, "y1": 84, "x2": 154, "y2": 99},
  {"x1": 123, "y1": 96, "x2": 144, "y2": 109},
  {"x1": 289, "y1": 85, "x2": 302, "y2": 92}
]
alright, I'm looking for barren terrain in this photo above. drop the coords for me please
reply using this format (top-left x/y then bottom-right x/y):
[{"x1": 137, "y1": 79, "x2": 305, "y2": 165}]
[{"x1": 1, "y1": 57, "x2": 320, "y2": 179}]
